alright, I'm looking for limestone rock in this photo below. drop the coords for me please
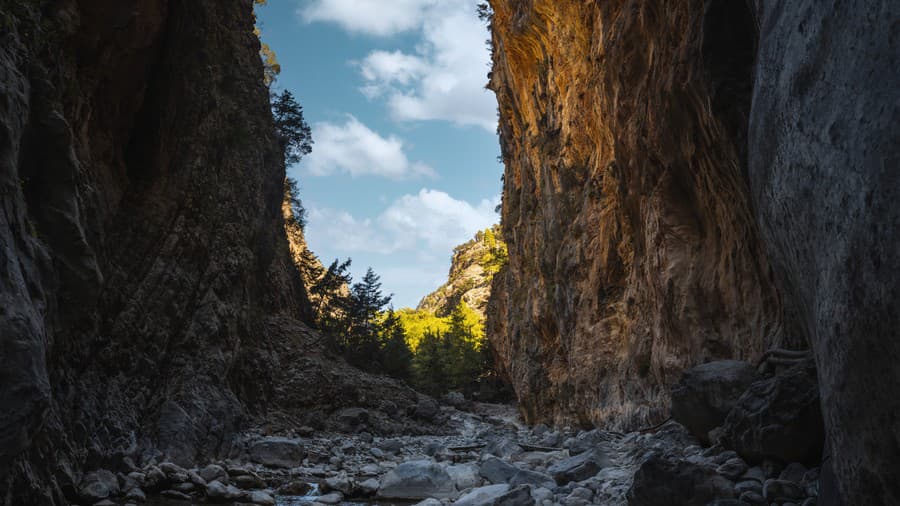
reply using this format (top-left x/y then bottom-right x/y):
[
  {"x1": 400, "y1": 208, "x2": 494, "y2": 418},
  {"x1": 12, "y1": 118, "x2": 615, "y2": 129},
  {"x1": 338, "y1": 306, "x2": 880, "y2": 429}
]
[
  {"x1": 249, "y1": 437, "x2": 305, "y2": 469},
  {"x1": 377, "y1": 460, "x2": 456, "y2": 500},
  {"x1": 547, "y1": 450, "x2": 609, "y2": 485}
]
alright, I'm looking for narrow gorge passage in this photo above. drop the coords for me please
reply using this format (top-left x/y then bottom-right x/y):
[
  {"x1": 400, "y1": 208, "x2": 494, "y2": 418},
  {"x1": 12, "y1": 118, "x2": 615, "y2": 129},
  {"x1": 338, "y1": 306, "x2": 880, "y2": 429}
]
[{"x1": 1, "y1": 1, "x2": 897, "y2": 506}]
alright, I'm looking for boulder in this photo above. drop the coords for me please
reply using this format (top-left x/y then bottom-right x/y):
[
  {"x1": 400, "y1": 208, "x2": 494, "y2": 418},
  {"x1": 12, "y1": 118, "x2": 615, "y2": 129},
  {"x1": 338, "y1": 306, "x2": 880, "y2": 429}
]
[
  {"x1": 248, "y1": 490, "x2": 276, "y2": 505},
  {"x1": 670, "y1": 360, "x2": 761, "y2": 444},
  {"x1": 249, "y1": 436, "x2": 305, "y2": 468},
  {"x1": 721, "y1": 359, "x2": 824, "y2": 464},
  {"x1": 199, "y1": 464, "x2": 228, "y2": 483},
  {"x1": 413, "y1": 398, "x2": 440, "y2": 421},
  {"x1": 454, "y1": 484, "x2": 535, "y2": 506},
  {"x1": 206, "y1": 480, "x2": 244, "y2": 502},
  {"x1": 337, "y1": 407, "x2": 370, "y2": 428},
  {"x1": 316, "y1": 492, "x2": 343, "y2": 504},
  {"x1": 324, "y1": 473, "x2": 353, "y2": 495},
  {"x1": 547, "y1": 449, "x2": 609, "y2": 485},
  {"x1": 358, "y1": 478, "x2": 380, "y2": 495},
  {"x1": 377, "y1": 460, "x2": 456, "y2": 500},
  {"x1": 447, "y1": 463, "x2": 482, "y2": 491},
  {"x1": 78, "y1": 470, "x2": 119, "y2": 503},
  {"x1": 480, "y1": 457, "x2": 519, "y2": 484},
  {"x1": 441, "y1": 391, "x2": 467, "y2": 408},
  {"x1": 627, "y1": 453, "x2": 735, "y2": 506}
]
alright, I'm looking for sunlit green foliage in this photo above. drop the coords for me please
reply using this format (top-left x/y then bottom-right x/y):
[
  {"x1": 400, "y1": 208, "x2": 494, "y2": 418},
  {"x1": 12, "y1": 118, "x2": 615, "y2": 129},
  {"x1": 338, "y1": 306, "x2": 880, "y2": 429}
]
[
  {"x1": 479, "y1": 227, "x2": 508, "y2": 274},
  {"x1": 396, "y1": 309, "x2": 451, "y2": 352}
]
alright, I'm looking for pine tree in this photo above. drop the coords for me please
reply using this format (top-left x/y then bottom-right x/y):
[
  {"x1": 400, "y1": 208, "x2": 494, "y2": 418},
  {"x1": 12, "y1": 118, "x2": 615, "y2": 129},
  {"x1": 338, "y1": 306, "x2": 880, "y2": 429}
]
[
  {"x1": 345, "y1": 267, "x2": 393, "y2": 371},
  {"x1": 413, "y1": 331, "x2": 447, "y2": 397},
  {"x1": 314, "y1": 258, "x2": 353, "y2": 348},
  {"x1": 380, "y1": 310, "x2": 413, "y2": 380},
  {"x1": 271, "y1": 90, "x2": 313, "y2": 166}
]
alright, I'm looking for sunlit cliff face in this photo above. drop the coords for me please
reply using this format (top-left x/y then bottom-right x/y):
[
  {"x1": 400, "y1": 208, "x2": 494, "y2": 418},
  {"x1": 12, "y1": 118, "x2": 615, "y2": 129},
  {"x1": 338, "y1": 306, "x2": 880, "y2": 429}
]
[{"x1": 486, "y1": 0, "x2": 786, "y2": 429}]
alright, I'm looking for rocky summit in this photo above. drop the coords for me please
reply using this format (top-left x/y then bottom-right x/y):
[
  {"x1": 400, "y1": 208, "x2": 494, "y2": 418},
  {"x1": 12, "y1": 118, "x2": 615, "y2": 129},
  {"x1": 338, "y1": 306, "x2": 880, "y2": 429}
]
[{"x1": 0, "y1": 0, "x2": 896, "y2": 505}]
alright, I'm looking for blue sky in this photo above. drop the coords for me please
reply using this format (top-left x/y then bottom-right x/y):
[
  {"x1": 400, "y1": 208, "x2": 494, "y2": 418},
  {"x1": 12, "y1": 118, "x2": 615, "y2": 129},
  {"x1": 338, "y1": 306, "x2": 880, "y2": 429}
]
[{"x1": 256, "y1": 0, "x2": 502, "y2": 308}]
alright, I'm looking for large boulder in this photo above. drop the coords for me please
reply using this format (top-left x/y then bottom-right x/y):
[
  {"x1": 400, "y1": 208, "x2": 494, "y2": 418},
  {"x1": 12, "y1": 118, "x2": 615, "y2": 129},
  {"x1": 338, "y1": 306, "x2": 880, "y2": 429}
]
[
  {"x1": 627, "y1": 453, "x2": 734, "y2": 506},
  {"x1": 377, "y1": 460, "x2": 456, "y2": 500},
  {"x1": 248, "y1": 437, "x2": 305, "y2": 468},
  {"x1": 670, "y1": 360, "x2": 761, "y2": 444},
  {"x1": 547, "y1": 449, "x2": 609, "y2": 485},
  {"x1": 454, "y1": 484, "x2": 535, "y2": 506},
  {"x1": 78, "y1": 470, "x2": 119, "y2": 503},
  {"x1": 721, "y1": 359, "x2": 824, "y2": 465}
]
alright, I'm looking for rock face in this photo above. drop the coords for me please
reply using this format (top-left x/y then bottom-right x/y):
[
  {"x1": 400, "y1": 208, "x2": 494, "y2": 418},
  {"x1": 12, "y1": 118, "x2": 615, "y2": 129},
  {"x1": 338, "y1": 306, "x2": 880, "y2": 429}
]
[
  {"x1": 488, "y1": 0, "x2": 898, "y2": 503},
  {"x1": 418, "y1": 226, "x2": 505, "y2": 318},
  {"x1": 486, "y1": 0, "x2": 787, "y2": 430},
  {"x1": 0, "y1": 1, "x2": 417, "y2": 503},
  {"x1": 747, "y1": 1, "x2": 900, "y2": 503}
]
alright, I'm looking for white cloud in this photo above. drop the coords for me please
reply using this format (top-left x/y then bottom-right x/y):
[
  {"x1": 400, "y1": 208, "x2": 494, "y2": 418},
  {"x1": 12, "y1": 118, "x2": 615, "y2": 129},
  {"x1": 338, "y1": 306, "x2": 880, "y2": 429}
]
[
  {"x1": 300, "y1": 0, "x2": 497, "y2": 132},
  {"x1": 306, "y1": 189, "x2": 499, "y2": 255},
  {"x1": 300, "y1": 0, "x2": 437, "y2": 36},
  {"x1": 304, "y1": 116, "x2": 435, "y2": 179}
]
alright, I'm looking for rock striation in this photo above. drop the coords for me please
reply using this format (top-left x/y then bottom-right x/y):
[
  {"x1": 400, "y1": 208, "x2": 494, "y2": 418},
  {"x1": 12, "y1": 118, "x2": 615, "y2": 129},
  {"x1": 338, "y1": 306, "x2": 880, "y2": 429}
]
[{"x1": 486, "y1": 0, "x2": 786, "y2": 430}]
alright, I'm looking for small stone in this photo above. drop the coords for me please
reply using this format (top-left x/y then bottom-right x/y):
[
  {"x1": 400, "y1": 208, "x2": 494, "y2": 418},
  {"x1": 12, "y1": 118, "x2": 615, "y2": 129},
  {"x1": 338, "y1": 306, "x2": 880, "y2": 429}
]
[
  {"x1": 160, "y1": 489, "x2": 191, "y2": 501},
  {"x1": 762, "y1": 458, "x2": 784, "y2": 479},
  {"x1": 739, "y1": 490, "x2": 766, "y2": 505},
  {"x1": 93, "y1": 500, "x2": 116, "y2": 506},
  {"x1": 740, "y1": 466, "x2": 766, "y2": 483},
  {"x1": 325, "y1": 473, "x2": 353, "y2": 494},
  {"x1": 358, "y1": 431, "x2": 374, "y2": 443},
  {"x1": 370, "y1": 447, "x2": 385, "y2": 459},
  {"x1": 717, "y1": 457, "x2": 749, "y2": 480},
  {"x1": 159, "y1": 462, "x2": 187, "y2": 476},
  {"x1": 172, "y1": 481, "x2": 195, "y2": 493},
  {"x1": 569, "y1": 487, "x2": 593, "y2": 500},
  {"x1": 734, "y1": 480, "x2": 762, "y2": 495}
]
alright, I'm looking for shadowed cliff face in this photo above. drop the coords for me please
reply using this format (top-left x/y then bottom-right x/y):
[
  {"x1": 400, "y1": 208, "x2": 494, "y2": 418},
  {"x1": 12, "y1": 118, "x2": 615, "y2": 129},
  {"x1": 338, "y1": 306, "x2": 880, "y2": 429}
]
[
  {"x1": 748, "y1": 1, "x2": 900, "y2": 503},
  {"x1": 0, "y1": 1, "x2": 420, "y2": 503},
  {"x1": 486, "y1": 0, "x2": 786, "y2": 430}
]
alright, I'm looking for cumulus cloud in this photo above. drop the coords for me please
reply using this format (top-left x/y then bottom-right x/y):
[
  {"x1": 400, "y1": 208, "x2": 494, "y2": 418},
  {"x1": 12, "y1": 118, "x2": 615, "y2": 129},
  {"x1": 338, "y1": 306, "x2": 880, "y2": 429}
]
[
  {"x1": 303, "y1": 116, "x2": 435, "y2": 179},
  {"x1": 300, "y1": 0, "x2": 437, "y2": 37},
  {"x1": 299, "y1": 0, "x2": 497, "y2": 132},
  {"x1": 306, "y1": 189, "x2": 499, "y2": 255}
]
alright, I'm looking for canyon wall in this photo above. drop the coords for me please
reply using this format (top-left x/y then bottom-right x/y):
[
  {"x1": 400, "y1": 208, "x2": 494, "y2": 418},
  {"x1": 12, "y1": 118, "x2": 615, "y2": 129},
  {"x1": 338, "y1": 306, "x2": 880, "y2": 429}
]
[
  {"x1": 747, "y1": 1, "x2": 899, "y2": 502},
  {"x1": 486, "y1": 0, "x2": 787, "y2": 430},
  {"x1": 0, "y1": 1, "x2": 415, "y2": 503},
  {"x1": 487, "y1": 0, "x2": 900, "y2": 503}
]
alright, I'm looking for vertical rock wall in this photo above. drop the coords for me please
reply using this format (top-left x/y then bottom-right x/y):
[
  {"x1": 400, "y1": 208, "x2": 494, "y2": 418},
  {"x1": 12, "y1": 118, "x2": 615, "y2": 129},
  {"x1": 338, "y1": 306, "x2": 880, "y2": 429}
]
[
  {"x1": 0, "y1": 0, "x2": 308, "y2": 502},
  {"x1": 748, "y1": 1, "x2": 900, "y2": 503},
  {"x1": 486, "y1": 0, "x2": 786, "y2": 430}
]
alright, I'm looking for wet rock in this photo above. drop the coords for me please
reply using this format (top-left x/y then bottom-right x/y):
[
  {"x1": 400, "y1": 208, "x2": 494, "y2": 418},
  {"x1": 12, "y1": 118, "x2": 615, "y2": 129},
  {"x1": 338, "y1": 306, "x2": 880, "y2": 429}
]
[
  {"x1": 159, "y1": 462, "x2": 187, "y2": 476},
  {"x1": 721, "y1": 359, "x2": 824, "y2": 465},
  {"x1": 627, "y1": 453, "x2": 734, "y2": 506},
  {"x1": 378, "y1": 439, "x2": 405, "y2": 455},
  {"x1": 199, "y1": 464, "x2": 228, "y2": 483},
  {"x1": 78, "y1": 470, "x2": 119, "y2": 503},
  {"x1": 172, "y1": 482, "x2": 195, "y2": 493},
  {"x1": 377, "y1": 460, "x2": 456, "y2": 500},
  {"x1": 233, "y1": 473, "x2": 265, "y2": 489},
  {"x1": 739, "y1": 490, "x2": 766, "y2": 505},
  {"x1": 455, "y1": 484, "x2": 535, "y2": 506},
  {"x1": 144, "y1": 467, "x2": 166, "y2": 490},
  {"x1": 670, "y1": 360, "x2": 761, "y2": 444},
  {"x1": 734, "y1": 480, "x2": 762, "y2": 496},
  {"x1": 316, "y1": 492, "x2": 343, "y2": 504},
  {"x1": 249, "y1": 437, "x2": 305, "y2": 468},
  {"x1": 548, "y1": 449, "x2": 609, "y2": 485}
]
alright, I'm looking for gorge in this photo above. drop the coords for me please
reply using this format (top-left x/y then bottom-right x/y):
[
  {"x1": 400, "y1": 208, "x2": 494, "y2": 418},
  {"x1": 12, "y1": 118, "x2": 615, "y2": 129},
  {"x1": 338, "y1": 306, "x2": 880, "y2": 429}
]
[{"x1": 1, "y1": 0, "x2": 897, "y2": 505}]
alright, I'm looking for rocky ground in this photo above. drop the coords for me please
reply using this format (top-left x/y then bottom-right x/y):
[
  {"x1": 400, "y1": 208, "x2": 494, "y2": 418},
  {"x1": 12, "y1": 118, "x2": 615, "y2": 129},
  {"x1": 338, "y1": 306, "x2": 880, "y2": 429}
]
[{"x1": 77, "y1": 383, "x2": 823, "y2": 506}]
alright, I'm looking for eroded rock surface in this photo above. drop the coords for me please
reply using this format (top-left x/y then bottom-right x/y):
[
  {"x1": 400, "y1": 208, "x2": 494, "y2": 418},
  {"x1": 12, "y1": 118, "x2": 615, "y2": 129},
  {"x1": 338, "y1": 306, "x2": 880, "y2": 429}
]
[{"x1": 486, "y1": 0, "x2": 786, "y2": 431}]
